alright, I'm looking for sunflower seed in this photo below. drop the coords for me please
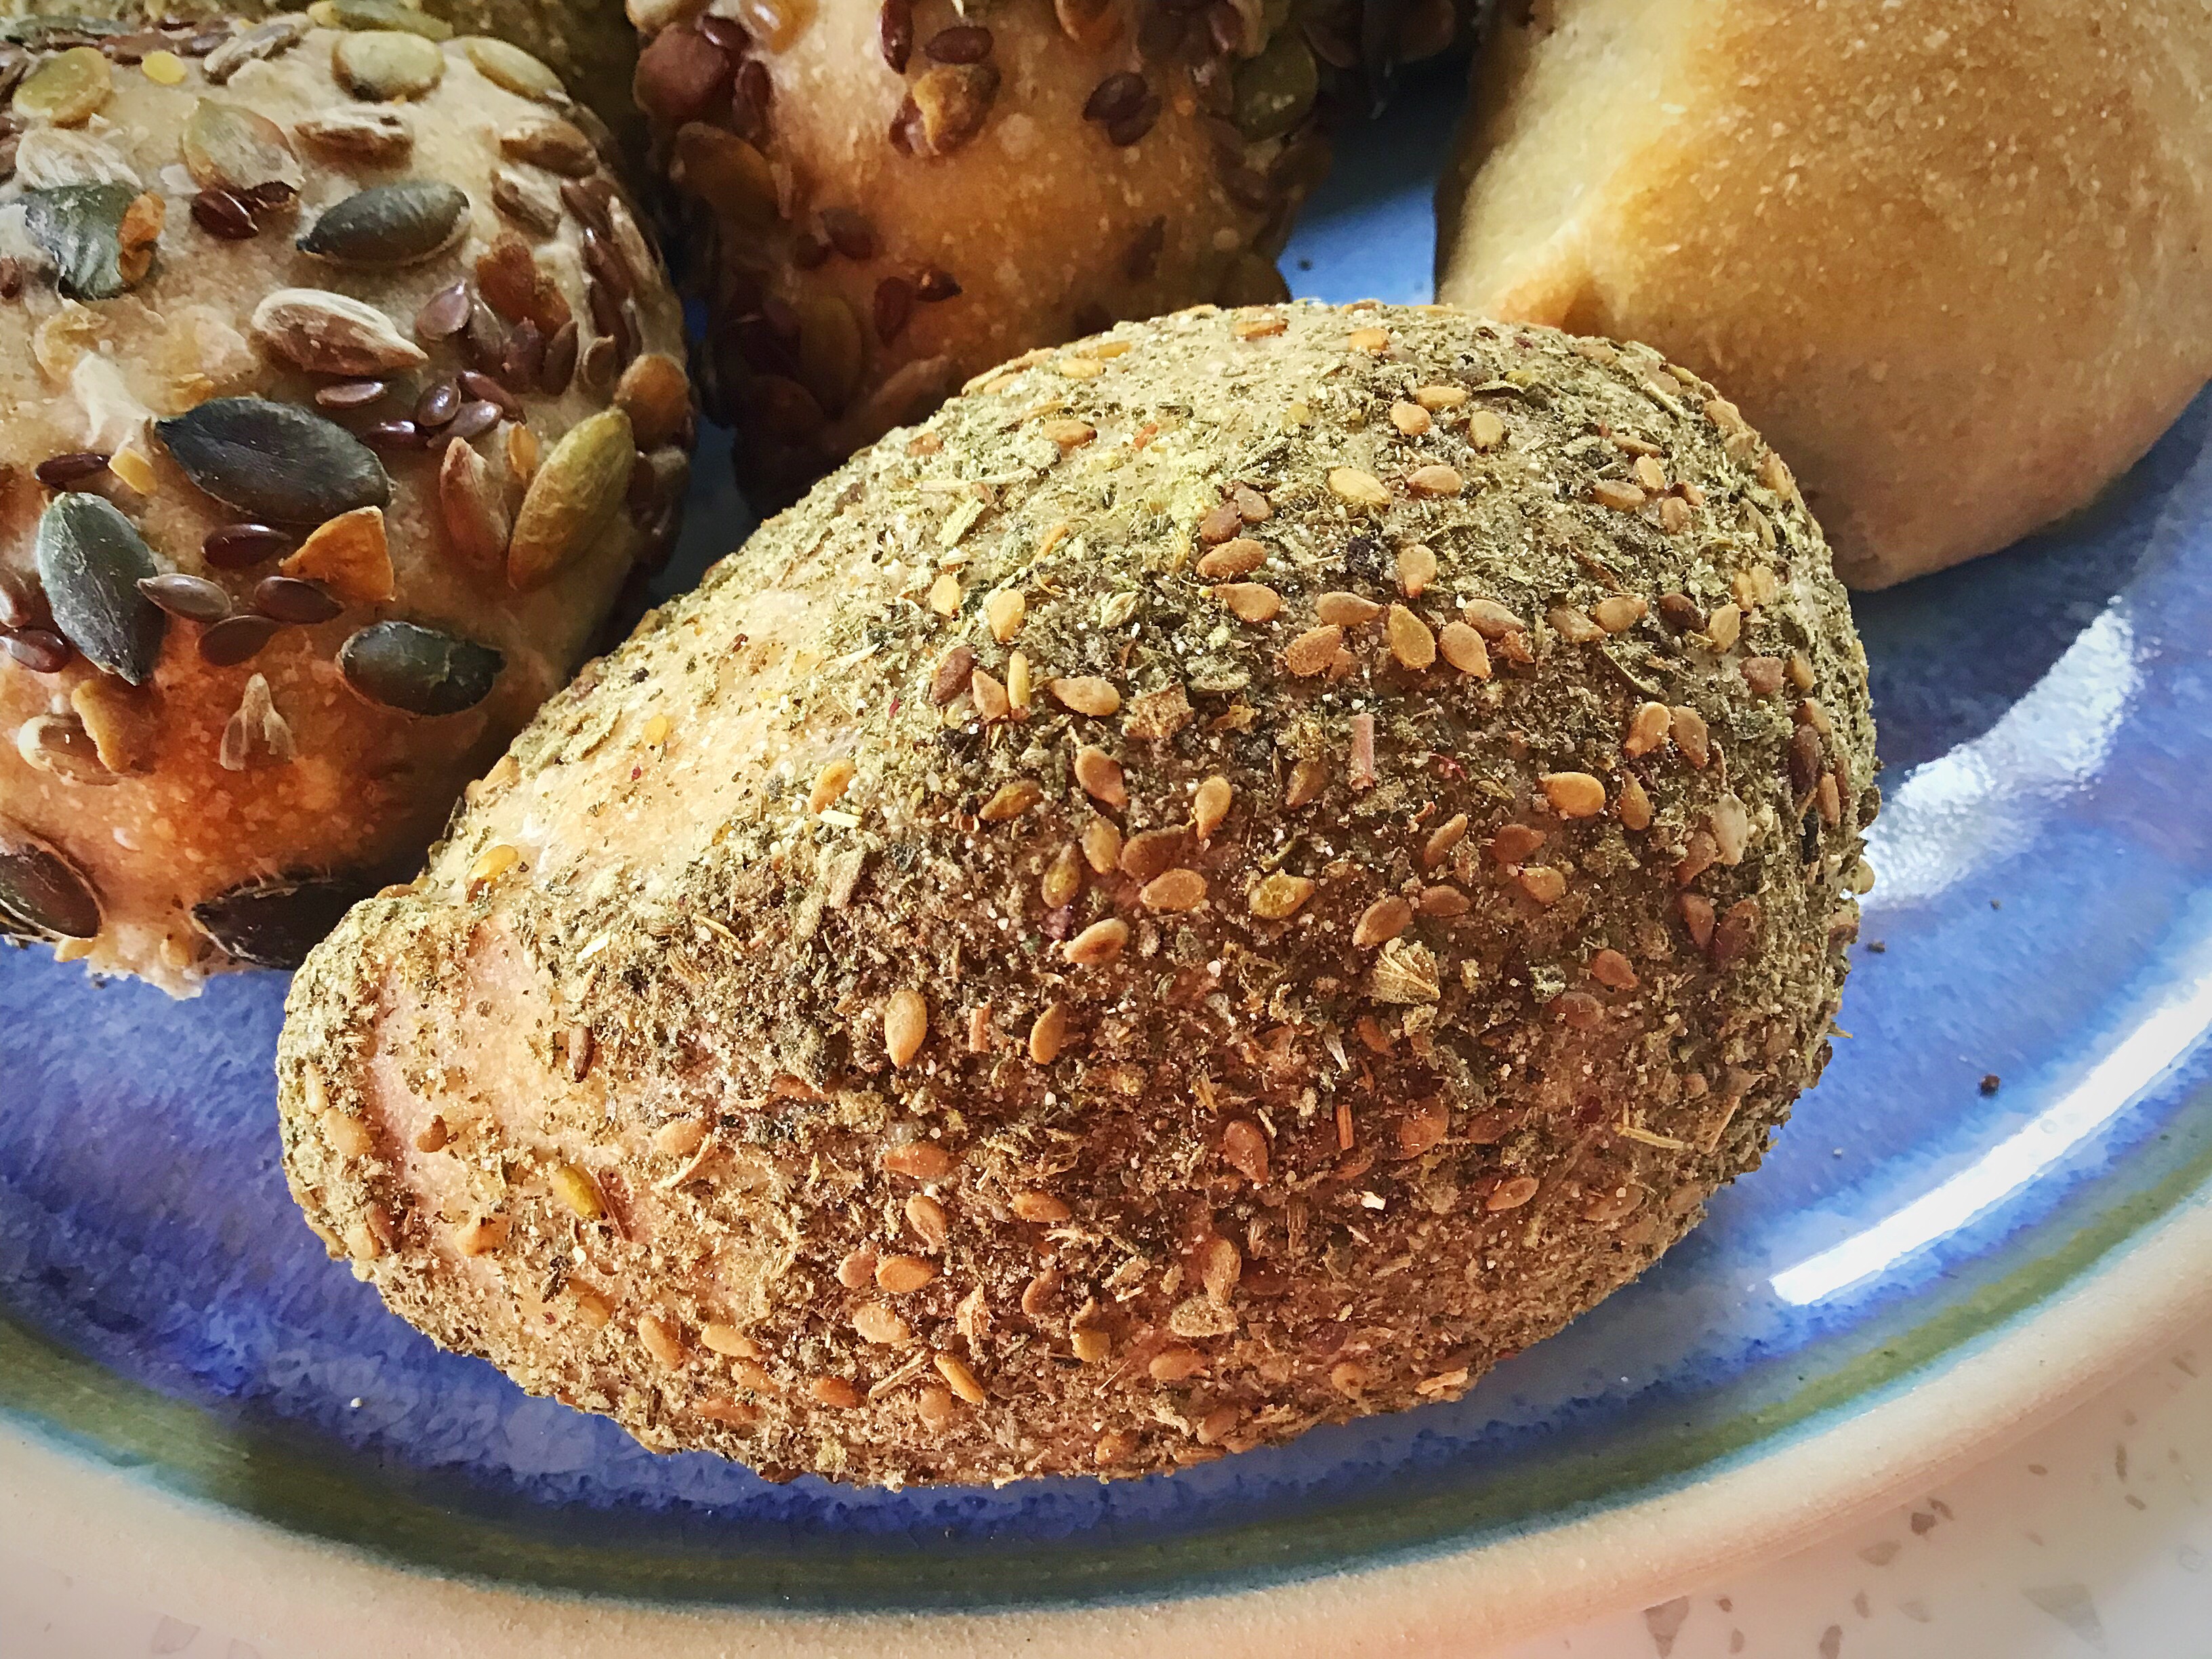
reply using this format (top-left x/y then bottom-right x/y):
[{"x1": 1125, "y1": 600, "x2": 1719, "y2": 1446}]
[
  {"x1": 464, "y1": 35, "x2": 565, "y2": 102},
  {"x1": 138, "y1": 571, "x2": 230, "y2": 623},
  {"x1": 16, "y1": 714, "x2": 114, "y2": 785},
  {"x1": 499, "y1": 115, "x2": 595, "y2": 176},
  {"x1": 182, "y1": 99, "x2": 302, "y2": 194},
  {"x1": 339, "y1": 619, "x2": 503, "y2": 714},
  {"x1": 204, "y1": 14, "x2": 308, "y2": 83},
  {"x1": 437, "y1": 434, "x2": 510, "y2": 565},
  {"x1": 298, "y1": 181, "x2": 468, "y2": 268},
  {"x1": 491, "y1": 165, "x2": 562, "y2": 234},
  {"x1": 506, "y1": 408, "x2": 633, "y2": 590},
  {"x1": 34, "y1": 493, "x2": 164, "y2": 684},
  {"x1": 14, "y1": 127, "x2": 138, "y2": 188},
  {"x1": 251, "y1": 287, "x2": 428, "y2": 377},
  {"x1": 293, "y1": 106, "x2": 413, "y2": 163},
  {"x1": 24, "y1": 184, "x2": 161, "y2": 300},
  {"x1": 332, "y1": 29, "x2": 445, "y2": 100},
  {"x1": 155, "y1": 397, "x2": 390, "y2": 524},
  {"x1": 0, "y1": 825, "x2": 100, "y2": 941},
  {"x1": 192, "y1": 870, "x2": 370, "y2": 966}
]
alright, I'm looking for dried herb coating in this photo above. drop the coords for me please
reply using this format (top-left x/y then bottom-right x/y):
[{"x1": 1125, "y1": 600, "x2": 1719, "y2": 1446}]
[{"x1": 280, "y1": 303, "x2": 1877, "y2": 1488}]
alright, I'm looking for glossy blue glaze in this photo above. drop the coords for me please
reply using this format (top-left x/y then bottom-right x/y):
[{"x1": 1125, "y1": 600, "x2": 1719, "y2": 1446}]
[{"x1": 4, "y1": 60, "x2": 2211, "y2": 1609}]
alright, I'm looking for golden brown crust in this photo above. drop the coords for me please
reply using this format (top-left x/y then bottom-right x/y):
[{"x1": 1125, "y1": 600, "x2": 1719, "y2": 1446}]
[
  {"x1": 279, "y1": 301, "x2": 1875, "y2": 1486},
  {"x1": 635, "y1": 0, "x2": 1439, "y2": 507},
  {"x1": 0, "y1": 11, "x2": 689, "y2": 989},
  {"x1": 1435, "y1": 0, "x2": 2212, "y2": 588}
]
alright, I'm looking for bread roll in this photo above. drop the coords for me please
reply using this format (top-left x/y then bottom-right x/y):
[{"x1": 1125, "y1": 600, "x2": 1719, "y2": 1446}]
[
  {"x1": 279, "y1": 301, "x2": 1875, "y2": 1486},
  {"x1": 1435, "y1": 0, "x2": 2212, "y2": 588},
  {"x1": 0, "y1": 11, "x2": 690, "y2": 990},
  {"x1": 635, "y1": 0, "x2": 1458, "y2": 509}
]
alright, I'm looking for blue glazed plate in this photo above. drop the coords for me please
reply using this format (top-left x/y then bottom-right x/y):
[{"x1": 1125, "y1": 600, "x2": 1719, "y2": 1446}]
[{"x1": 6, "y1": 64, "x2": 2212, "y2": 1650}]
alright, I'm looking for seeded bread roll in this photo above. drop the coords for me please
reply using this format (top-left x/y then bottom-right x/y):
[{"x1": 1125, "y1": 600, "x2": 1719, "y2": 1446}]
[
  {"x1": 0, "y1": 11, "x2": 690, "y2": 991},
  {"x1": 278, "y1": 302, "x2": 1875, "y2": 1486},
  {"x1": 1434, "y1": 0, "x2": 2212, "y2": 588},
  {"x1": 639, "y1": 0, "x2": 1458, "y2": 510}
]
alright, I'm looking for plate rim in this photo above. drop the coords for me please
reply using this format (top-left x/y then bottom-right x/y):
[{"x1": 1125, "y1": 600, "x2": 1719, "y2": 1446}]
[{"x1": 8, "y1": 1173, "x2": 2210, "y2": 1657}]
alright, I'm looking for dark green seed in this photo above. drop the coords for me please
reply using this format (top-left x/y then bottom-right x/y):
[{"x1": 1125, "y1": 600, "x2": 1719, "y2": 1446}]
[
  {"x1": 24, "y1": 183, "x2": 150, "y2": 301},
  {"x1": 191, "y1": 871, "x2": 373, "y2": 967},
  {"x1": 338, "y1": 620, "x2": 502, "y2": 716},
  {"x1": 298, "y1": 181, "x2": 468, "y2": 269},
  {"x1": 1232, "y1": 30, "x2": 1317, "y2": 142},
  {"x1": 0, "y1": 825, "x2": 100, "y2": 941},
  {"x1": 34, "y1": 493, "x2": 165, "y2": 684},
  {"x1": 155, "y1": 396, "x2": 390, "y2": 525}
]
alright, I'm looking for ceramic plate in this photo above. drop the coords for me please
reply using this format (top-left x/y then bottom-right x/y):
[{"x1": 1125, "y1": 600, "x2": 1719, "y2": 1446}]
[{"x1": 7, "y1": 63, "x2": 2212, "y2": 1654}]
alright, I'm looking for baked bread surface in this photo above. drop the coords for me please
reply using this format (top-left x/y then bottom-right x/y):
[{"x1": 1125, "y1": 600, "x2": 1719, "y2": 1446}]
[
  {"x1": 0, "y1": 11, "x2": 689, "y2": 989},
  {"x1": 280, "y1": 301, "x2": 1875, "y2": 1486},
  {"x1": 1435, "y1": 0, "x2": 2212, "y2": 588}
]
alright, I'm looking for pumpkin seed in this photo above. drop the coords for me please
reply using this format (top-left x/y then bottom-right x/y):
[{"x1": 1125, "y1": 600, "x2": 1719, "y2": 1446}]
[
  {"x1": 182, "y1": 100, "x2": 303, "y2": 195},
  {"x1": 795, "y1": 293, "x2": 863, "y2": 415},
  {"x1": 339, "y1": 619, "x2": 503, "y2": 714},
  {"x1": 299, "y1": 180, "x2": 467, "y2": 268},
  {"x1": 16, "y1": 714, "x2": 115, "y2": 785},
  {"x1": 506, "y1": 408, "x2": 633, "y2": 590},
  {"x1": 204, "y1": 15, "x2": 310, "y2": 83},
  {"x1": 316, "y1": 0, "x2": 453, "y2": 41},
  {"x1": 24, "y1": 183, "x2": 162, "y2": 300},
  {"x1": 462, "y1": 36, "x2": 565, "y2": 102},
  {"x1": 672, "y1": 123, "x2": 777, "y2": 227},
  {"x1": 0, "y1": 825, "x2": 100, "y2": 941},
  {"x1": 34, "y1": 493, "x2": 165, "y2": 684},
  {"x1": 293, "y1": 106, "x2": 414, "y2": 162},
  {"x1": 192, "y1": 871, "x2": 373, "y2": 966},
  {"x1": 251, "y1": 287, "x2": 428, "y2": 377},
  {"x1": 333, "y1": 29, "x2": 445, "y2": 99},
  {"x1": 155, "y1": 397, "x2": 391, "y2": 525},
  {"x1": 437, "y1": 434, "x2": 509, "y2": 565},
  {"x1": 1232, "y1": 29, "x2": 1316, "y2": 140},
  {"x1": 14, "y1": 46, "x2": 110, "y2": 126}
]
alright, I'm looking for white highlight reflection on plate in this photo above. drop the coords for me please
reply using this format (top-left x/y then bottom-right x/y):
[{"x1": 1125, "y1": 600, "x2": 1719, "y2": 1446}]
[
  {"x1": 1769, "y1": 600, "x2": 2201, "y2": 1306},
  {"x1": 1771, "y1": 931, "x2": 2212, "y2": 1305}
]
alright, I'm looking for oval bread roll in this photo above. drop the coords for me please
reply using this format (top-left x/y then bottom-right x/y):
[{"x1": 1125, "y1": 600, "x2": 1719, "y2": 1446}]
[
  {"x1": 1435, "y1": 0, "x2": 2212, "y2": 589},
  {"x1": 0, "y1": 11, "x2": 691, "y2": 989},
  {"x1": 279, "y1": 302, "x2": 1875, "y2": 1486}
]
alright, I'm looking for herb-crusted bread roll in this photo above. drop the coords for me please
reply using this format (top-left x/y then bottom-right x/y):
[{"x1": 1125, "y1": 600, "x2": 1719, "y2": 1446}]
[
  {"x1": 0, "y1": 9, "x2": 691, "y2": 990},
  {"x1": 638, "y1": 0, "x2": 1458, "y2": 509},
  {"x1": 279, "y1": 302, "x2": 1875, "y2": 1486}
]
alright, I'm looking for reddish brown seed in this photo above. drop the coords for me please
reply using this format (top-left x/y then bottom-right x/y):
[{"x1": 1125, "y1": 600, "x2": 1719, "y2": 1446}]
[
  {"x1": 450, "y1": 401, "x2": 501, "y2": 441},
  {"x1": 925, "y1": 23, "x2": 991, "y2": 62},
  {"x1": 243, "y1": 180, "x2": 296, "y2": 213},
  {"x1": 459, "y1": 370, "x2": 521, "y2": 418},
  {"x1": 541, "y1": 320, "x2": 578, "y2": 395},
  {"x1": 695, "y1": 13, "x2": 750, "y2": 53},
  {"x1": 199, "y1": 613, "x2": 279, "y2": 666},
  {"x1": 880, "y1": 0, "x2": 914, "y2": 70},
  {"x1": 874, "y1": 275, "x2": 915, "y2": 344},
  {"x1": 414, "y1": 380, "x2": 459, "y2": 428},
  {"x1": 632, "y1": 23, "x2": 735, "y2": 127},
  {"x1": 35, "y1": 451, "x2": 110, "y2": 489},
  {"x1": 415, "y1": 281, "x2": 470, "y2": 341},
  {"x1": 2, "y1": 628, "x2": 70, "y2": 672},
  {"x1": 253, "y1": 575, "x2": 340, "y2": 625},
  {"x1": 822, "y1": 206, "x2": 876, "y2": 261},
  {"x1": 580, "y1": 228, "x2": 632, "y2": 300},
  {"x1": 503, "y1": 319, "x2": 544, "y2": 392},
  {"x1": 361, "y1": 420, "x2": 422, "y2": 452},
  {"x1": 1107, "y1": 94, "x2": 1162, "y2": 146},
  {"x1": 916, "y1": 267, "x2": 960, "y2": 302},
  {"x1": 0, "y1": 255, "x2": 22, "y2": 302},
  {"x1": 314, "y1": 379, "x2": 388, "y2": 412},
  {"x1": 190, "y1": 188, "x2": 256, "y2": 240},
  {"x1": 137, "y1": 572, "x2": 230, "y2": 623},
  {"x1": 558, "y1": 178, "x2": 612, "y2": 235},
  {"x1": 203, "y1": 523, "x2": 293, "y2": 569},
  {"x1": 1084, "y1": 70, "x2": 1146, "y2": 124}
]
